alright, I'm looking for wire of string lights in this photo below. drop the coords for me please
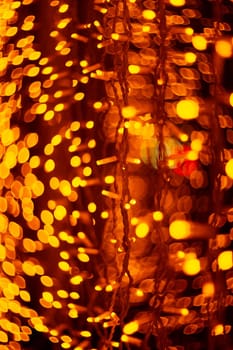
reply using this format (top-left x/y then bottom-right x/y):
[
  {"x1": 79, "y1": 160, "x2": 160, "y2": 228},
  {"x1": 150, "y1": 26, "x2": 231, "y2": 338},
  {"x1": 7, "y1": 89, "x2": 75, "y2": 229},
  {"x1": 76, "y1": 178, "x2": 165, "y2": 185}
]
[{"x1": 0, "y1": 0, "x2": 233, "y2": 349}]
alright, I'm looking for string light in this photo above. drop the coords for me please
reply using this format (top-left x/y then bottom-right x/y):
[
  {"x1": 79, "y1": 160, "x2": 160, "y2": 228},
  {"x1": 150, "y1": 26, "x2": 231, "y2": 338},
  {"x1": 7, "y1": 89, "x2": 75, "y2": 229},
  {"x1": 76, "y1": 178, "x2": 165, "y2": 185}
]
[{"x1": 0, "y1": 0, "x2": 232, "y2": 349}]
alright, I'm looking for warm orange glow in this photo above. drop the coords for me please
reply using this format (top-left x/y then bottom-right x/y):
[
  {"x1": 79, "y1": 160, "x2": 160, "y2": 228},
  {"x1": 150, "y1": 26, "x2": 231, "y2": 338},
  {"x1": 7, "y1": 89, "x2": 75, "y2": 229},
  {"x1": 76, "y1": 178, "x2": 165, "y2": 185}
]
[
  {"x1": 218, "y1": 251, "x2": 233, "y2": 270},
  {"x1": 123, "y1": 321, "x2": 139, "y2": 335},
  {"x1": 122, "y1": 106, "x2": 137, "y2": 119},
  {"x1": 135, "y1": 222, "x2": 149, "y2": 238},
  {"x1": 54, "y1": 205, "x2": 67, "y2": 220},
  {"x1": 176, "y1": 100, "x2": 199, "y2": 120},
  {"x1": 128, "y1": 65, "x2": 140, "y2": 74},
  {"x1": 153, "y1": 211, "x2": 164, "y2": 221},
  {"x1": 169, "y1": 220, "x2": 191, "y2": 239},
  {"x1": 0, "y1": 1, "x2": 232, "y2": 349},
  {"x1": 215, "y1": 40, "x2": 232, "y2": 58},
  {"x1": 202, "y1": 282, "x2": 215, "y2": 297},
  {"x1": 182, "y1": 256, "x2": 201, "y2": 276},
  {"x1": 184, "y1": 52, "x2": 196, "y2": 64},
  {"x1": 170, "y1": 0, "x2": 185, "y2": 6},
  {"x1": 142, "y1": 10, "x2": 156, "y2": 20},
  {"x1": 225, "y1": 159, "x2": 233, "y2": 179},
  {"x1": 192, "y1": 36, "x2": 207, "y2": 51}
]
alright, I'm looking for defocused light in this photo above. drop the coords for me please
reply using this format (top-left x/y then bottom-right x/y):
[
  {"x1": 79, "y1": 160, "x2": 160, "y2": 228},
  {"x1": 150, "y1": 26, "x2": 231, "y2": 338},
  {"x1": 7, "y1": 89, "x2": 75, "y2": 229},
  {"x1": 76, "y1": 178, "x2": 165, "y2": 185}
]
[
  {"x1": 225, "y1": 159, "x2": 233, "y2": 179},
  {"x1": 169, "y1": 220, "x2": 191, "y2": 239},
  {"x1": 183, "y1": 257, "x2": 200, "y2": 276},
  {"x1": 192, "y1": 36, "x2": 207, "y2": 51},
  {"x1": 218, "y1": 251, "x2": 233, "y2": 270},
  {"x1": 153, "y1": 211, "x2": 164, "y2": 221},
  {"x1": 202, "y1": 282, "x2": 215, "y2": 297},
  {"x1": 135, "y1": 222, "x2": 149, "y2": 238},
  {"x1": 176, "y1": 100, "x2": 199, "y2": 120},
  {"x1": 123, "y1": 321, "x2": 139, "y2": 335},
  {"x1": 184, "y1": 52, "x2": 196, "y2": 64},
  {"x1": 169, "y1": 0, "x2": 185, "y2": 6},
  {"x1": 215, "y1": 40, "x2": 232, "y2": 58},
  {"x1": 122, "y1": 106, "x2": 137, "y2": 119}
]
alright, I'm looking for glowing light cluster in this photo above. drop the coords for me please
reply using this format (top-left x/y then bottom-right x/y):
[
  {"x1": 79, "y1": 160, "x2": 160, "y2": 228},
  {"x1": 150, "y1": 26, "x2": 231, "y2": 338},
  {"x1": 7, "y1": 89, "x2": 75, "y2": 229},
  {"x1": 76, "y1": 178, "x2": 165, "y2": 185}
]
[{"x1": 0, "y1": 0, "x2": 232, "y2": 349}]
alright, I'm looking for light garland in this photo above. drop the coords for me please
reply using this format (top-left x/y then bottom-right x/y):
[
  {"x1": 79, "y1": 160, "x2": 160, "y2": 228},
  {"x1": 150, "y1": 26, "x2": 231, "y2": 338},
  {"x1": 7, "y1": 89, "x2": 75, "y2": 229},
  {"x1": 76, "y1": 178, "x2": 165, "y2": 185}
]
[{"x1": 0, "y1": 0, "x2": 233, "y2": 349}]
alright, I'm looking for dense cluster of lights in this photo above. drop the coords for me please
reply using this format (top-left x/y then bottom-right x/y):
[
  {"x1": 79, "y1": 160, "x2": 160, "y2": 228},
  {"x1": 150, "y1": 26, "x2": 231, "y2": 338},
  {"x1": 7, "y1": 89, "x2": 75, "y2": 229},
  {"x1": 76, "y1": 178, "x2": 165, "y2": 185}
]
[{"x1": 0, "y1": 0, "x2": 233, "y2": 349}]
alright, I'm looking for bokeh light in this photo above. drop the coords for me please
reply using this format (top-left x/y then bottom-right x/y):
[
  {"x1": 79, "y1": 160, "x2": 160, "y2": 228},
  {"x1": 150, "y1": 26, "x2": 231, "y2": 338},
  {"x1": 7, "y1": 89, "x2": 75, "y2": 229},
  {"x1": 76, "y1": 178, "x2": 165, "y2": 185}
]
[{"x1": 0, "y1": 0, "x2": 233, "y2": 349}]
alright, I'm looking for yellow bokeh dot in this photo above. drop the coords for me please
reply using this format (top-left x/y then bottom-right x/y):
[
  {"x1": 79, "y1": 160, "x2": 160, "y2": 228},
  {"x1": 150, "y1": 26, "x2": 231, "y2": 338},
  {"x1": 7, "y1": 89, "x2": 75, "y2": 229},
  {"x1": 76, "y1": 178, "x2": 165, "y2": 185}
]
[
  {"x1": 215, "y1": 40, "x2": 232, "y2": 58},
  {"x1": 176, "y1": 99, "x2": 199, "y2": 120},
  {"x1": 88, "y1": 202, "x2": 96, "y2": 213},
  {"x1": 77, "y1": 253, "x2": 90, "y2": 262},
  {"x1": 70, "y1": 121, "x2": 80, "y2": 131},
  {"x1": 30, "y1": 155, "x2": 40, "y2": 168},
  {"x1": 34, "y1": 103, "x2": 47, "y2": 115},
  {"x1": 183, "y1": 257, "x2": 200, "y2": 276},
  {"x1": 70, "y1": 275, "x2": 83, "y2": 285},
  {"x1": 2, "y1": 261, "x2": 16, "y2": 276},
  {"x1": 6, "y1": 26, "x2": 18, "y2": 37},
  {"x1": 31, "y1": 180, "x2": 44, "y2": 197},
  {"x1": 48, "y1": 236, "x2": 60, "y2": 248},
  {"x1": 59, "y1": 180, "x2": 72, "y2": 196},
  {"x1": 83, "y1": 166, "x2": 92, "y2": 177},
  {"x1": 54, "y1": 103, "x2": 64, "y2": 112},
  {"x1": 0, "y1": 197, "x2": 7, "y2": 212},
  {"x1": 212, "y1": 324, "x2": 224, "y2": 336},
  {"x1": 37, "y1": 229, "x2": 49, "y2": 243},
  {"x1": 57, "y1": 289, "x2": 69, "y2": 298},
  {"x1": 51, "y1": 134, "x2": 62, "y2": 146},
  {"x1": 142, "y1": 9, "x2": 156, "y2": 20},
  {"x1": 80, "y1": 331, "x2": 91, "y2": 338},
  {"x1": 50, "y1": 177, "x2": 59, "y2": 190},
  {"x1": 123, "y1": 321, "x2": 139, "y2": 335},
  {"x1": 169, "y1": 0, "x2": 185, "y2": 6},
  {"x1": 3, "y1": 9, "x2": 15, "y2": 20},
  {"x1": 184, "y1": 52, "x2": 196, "y2": 64},
  {"x1": 0, "y1": 244, "x2": 6, "y2": 261},
  {"x1": 104, "y1": 175, "x2": 115, "y2": 184},
  {"x1": 18, "y1": 147, "x2": 30, "y2": 164},
  {"x1": 1, "y1": 129, "x2": 14, "y2": 146},
  {"x1": 59, "y1": 4, "x2": 69, "y2": 12},
  {"x1": 153, "y1": 211, "x2": 164, "y2": 221},
  {"x1": 44, "y1": 159, "x2": 55, "y2": 172},
  {"x1": 23, "y1": 238, "x2": 36, "y2": 252},
  {"x1": 122, "y1": 106, "x2": 137, "y2": 119},
  {"x1": 135, "y1": 222, "x2": 149, "y2": 238},
  {"x1": 54, "y1": 205, "x2": 67, "y2": 220},
  {"x1": 225, "y1": 159, "x2": 233, "y2": 179},
  {"x1": 44, "y1": 110, "x2": 55, "y2": 121},
  {"x1": 191, "y1": 139, "x2": 202, "y2": 152},
  {"x1": 5, "y1": 82, "x2": 17, "y2": 96},
  {"x1": 185, "y1": 27, "x2": 194, "y2": 36},
  {"x1": 218, "y1": 251, "x2": 233, "y2": 270},
  {"x1": 25, "y1": 133, "x2": 39, "y2": 148},
  {"x1": 93, "y1": 101, "x2": 103, "y2": 109},
  {"x1": 70, "y1": 156, "x2": 81, "y2": 168},
  {"x1": 192, "y1": 36, "x2": 207, "y2": 51},
  {"x1": 202, "y1": 282, "x2": 215, "y2": 297},
  {"x1": 9, "y1": 221, "x2": 22, "y2": 238},
  {"x1": 20, "y1": 290, "x2": 31, "y2": 302},
  {"x1": 40, "y1": 275, "x2": 53, "y2": 287},
  {"x1": 128, "y1": 65, "x2": 140, "y2": 74},
  {"x1": 74, "y1": 92, "x2": 85, "y2": 101},
  {"x1": 0, "y1": 330, "x2": 8, "y2": 343},
  {"x1": 40, "y1": 210, "x2": 54, "y2": 225},
  {"x1": 58, "y1": 261, "x2": 70, "y2": 272},
  {"x1": 229, "y1": 92, "x2": 233, "y2": 107},
  {"x1": 27, "y1": 66, "x2": 40, "y2": 77},
  {"x1": 169, "y1": 220, "x2": 191, "y2": 239},
  {"x1": 42, "y1": 291, "x2": 53, "y2": 303}
]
